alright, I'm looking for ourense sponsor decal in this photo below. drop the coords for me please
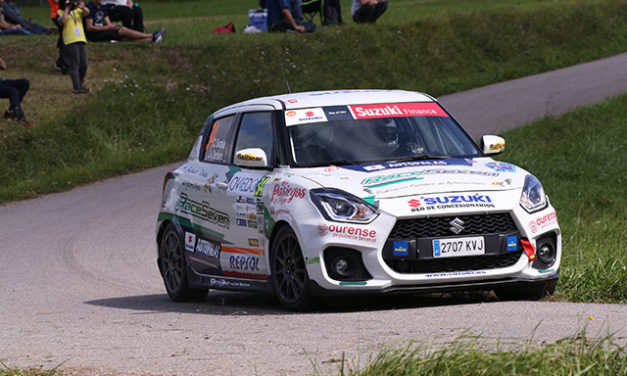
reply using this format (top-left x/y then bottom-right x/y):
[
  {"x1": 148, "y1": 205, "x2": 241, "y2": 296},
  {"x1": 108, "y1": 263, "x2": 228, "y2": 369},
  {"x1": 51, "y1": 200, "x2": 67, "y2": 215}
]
[
  {"x1": 318, "y1": 223, "x2": 377, "y2": 243},
  {"x1": 529, "y1": 211, "x2": 557, "y2": 233}
]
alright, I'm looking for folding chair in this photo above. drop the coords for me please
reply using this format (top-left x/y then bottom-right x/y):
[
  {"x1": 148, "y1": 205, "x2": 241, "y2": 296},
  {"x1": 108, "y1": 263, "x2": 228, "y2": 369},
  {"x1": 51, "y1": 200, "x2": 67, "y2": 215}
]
[{"x1": 301, "y1": 0, "x2": 323, "y2": 24}]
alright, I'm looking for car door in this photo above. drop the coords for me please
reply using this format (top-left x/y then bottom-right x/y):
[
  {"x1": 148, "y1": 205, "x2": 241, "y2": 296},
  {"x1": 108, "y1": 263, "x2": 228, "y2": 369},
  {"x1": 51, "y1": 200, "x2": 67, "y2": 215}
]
[
  {"x1": 184, "y1": 114, "x2": 237, "y2": 276},
  {"x1": 219, "y1": 111, "x2": 277, "y2": 280}
]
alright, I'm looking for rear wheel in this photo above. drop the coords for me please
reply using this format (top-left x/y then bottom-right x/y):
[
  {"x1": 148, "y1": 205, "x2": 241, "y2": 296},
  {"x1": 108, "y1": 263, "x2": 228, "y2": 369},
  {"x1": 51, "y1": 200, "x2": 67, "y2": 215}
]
[
  {"x1": 495, "y1": 280, "x2": 556, "y2": 301},
  {"x1": 270, "y1": 226, "x2": 313, "y2": 310},
  {"x1": 159, "y1": 223, "x2": 208, "y2": 302}
]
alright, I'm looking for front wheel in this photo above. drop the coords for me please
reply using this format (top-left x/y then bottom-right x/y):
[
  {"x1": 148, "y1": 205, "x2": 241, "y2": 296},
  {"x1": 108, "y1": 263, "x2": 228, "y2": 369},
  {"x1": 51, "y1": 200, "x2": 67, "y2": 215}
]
[
  {"x1": 158, "y1": 223, "x2": 208, "y2": 302},
  {"x1": 270, "y1": 226, "x2": 313, "y2": 310}
]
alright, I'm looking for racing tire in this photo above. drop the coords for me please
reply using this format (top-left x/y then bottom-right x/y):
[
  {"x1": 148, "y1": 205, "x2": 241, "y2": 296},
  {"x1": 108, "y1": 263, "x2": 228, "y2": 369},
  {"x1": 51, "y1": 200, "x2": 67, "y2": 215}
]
[
  {"x1": 494, "y1": 280, "x2": 557, "y2": 301},
  {"x1": 159, "y1": 223, "x2": 208, "y2": 302},
  {"x1": 270, "y1": 226, "x2": 313, "y2": 311}
]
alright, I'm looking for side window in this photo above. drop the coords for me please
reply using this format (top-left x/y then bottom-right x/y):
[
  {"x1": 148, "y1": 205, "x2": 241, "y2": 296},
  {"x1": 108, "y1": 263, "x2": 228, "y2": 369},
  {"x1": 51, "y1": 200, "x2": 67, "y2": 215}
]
[
  {"x1": 233, "y1": 112, "x2": 274, "y2": 163},
  {"x1": 203, "y1": 115, "x2": 236, "y2": 163}
]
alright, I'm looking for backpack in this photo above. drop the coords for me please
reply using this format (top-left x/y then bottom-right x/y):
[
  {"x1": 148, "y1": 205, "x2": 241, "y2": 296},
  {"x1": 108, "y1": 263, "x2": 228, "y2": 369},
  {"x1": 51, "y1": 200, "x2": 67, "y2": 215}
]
[{"x1": 212, "y1": 22, "x2": 236, "y2": 34}]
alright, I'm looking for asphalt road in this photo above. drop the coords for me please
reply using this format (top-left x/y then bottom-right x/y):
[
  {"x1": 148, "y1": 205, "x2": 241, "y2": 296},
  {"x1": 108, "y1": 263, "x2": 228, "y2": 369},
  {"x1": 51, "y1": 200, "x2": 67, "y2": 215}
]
[{"x1": 1, "y1": 53, "x2": 626, "y2": 375}]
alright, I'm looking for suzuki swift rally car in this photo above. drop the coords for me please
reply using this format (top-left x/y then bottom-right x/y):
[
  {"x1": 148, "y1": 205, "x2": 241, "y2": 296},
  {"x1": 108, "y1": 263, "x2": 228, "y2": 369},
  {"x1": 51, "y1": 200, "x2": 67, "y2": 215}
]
[{"x1": 157, "y1": 90, "x2": 561, "y2": 310}]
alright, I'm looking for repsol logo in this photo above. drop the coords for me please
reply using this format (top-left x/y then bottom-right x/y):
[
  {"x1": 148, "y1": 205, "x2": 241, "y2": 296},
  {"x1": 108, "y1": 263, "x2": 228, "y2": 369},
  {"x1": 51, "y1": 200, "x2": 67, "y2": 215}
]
[
  {"x1": 175, "y1": 193, "x2": 230, "y2": 228},
  {"x1": 229, "y1": 255, "x2": 260, "y2": 272}
]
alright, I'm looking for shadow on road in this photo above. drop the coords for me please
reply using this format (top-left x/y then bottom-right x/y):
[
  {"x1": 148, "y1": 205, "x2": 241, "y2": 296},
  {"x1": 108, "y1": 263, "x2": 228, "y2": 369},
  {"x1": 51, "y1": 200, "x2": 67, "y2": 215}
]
[{"x1": 85, "y1": 290, "x2": 500, "y2": 316}]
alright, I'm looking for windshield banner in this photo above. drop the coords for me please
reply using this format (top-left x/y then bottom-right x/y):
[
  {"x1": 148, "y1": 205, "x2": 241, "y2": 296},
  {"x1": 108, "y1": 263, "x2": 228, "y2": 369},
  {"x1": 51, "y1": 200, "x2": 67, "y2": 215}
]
[{"x1": 349, "y1": 102, "x2": 448, "y2": 119}]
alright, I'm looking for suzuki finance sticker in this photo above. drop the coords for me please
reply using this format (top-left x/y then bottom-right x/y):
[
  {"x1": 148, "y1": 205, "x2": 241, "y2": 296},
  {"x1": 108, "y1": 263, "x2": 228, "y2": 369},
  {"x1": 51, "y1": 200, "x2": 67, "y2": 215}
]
[{"x1": 349, "y1": 102, "x2": 449, "y2": 119}]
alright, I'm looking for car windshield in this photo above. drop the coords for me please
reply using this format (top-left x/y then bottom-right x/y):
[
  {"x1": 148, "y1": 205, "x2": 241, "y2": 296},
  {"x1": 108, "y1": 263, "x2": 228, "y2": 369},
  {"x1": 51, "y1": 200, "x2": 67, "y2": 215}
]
[{"x1": 287, "y1": 102, "x2": 482, "y2": 167}]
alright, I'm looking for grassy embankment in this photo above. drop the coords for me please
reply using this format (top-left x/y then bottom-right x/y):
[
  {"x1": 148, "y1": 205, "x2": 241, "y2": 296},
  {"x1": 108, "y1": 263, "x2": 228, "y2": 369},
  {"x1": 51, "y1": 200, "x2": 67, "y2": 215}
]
[{"x1": 0, "y1": 0, "x2": 624, "y2": 305}]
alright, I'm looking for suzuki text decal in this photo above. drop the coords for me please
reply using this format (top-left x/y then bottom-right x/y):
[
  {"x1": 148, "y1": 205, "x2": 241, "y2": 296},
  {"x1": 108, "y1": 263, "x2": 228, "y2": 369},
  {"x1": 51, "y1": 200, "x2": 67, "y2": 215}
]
[{"x1": 349, "y1": 102, "x2": 448, "y2": 119}]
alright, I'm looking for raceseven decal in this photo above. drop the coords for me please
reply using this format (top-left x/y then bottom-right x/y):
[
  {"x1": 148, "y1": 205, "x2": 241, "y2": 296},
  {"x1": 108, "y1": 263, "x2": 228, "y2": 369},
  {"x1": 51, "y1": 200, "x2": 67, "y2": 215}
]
[
  {"x1": 349, "y1": 102, "x2": 448, "y2": 119},
  {"x1": 175, "y1": 193, "x2": 230, "y2": 229}
]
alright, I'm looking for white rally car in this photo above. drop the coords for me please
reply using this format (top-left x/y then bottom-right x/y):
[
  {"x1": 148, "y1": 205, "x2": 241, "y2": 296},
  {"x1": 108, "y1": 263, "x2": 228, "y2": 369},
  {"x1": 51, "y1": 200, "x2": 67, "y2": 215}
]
[{"x1": 157, "y1": 90, "x2": 560, "y2": 310}]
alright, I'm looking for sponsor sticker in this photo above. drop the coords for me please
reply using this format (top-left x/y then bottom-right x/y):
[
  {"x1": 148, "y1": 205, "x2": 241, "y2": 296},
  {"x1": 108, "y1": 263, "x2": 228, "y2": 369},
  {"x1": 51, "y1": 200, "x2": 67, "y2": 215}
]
[
  {"x1": 271, "y1": 181, "x2": 306, "y2": 205},
  {"x1": 323, "y1": 106, "x2": 354, "y2": 121},
  {"x1": 393, "y1": 241, "x2": 409, "y2": 257},
  {"x1": 284, "y1": 108, "x2": 328, "y2": 126},
  {"x1": 184, "y1": 232, "x2": 196, "y2": 252},
  {"x1": 408, "y1": 194, "x2": 495, "y2": 212},
  {"x1": 196, "y1": 238, "x2": 220, "y2": 258},
  {"x1": 506, "y1": 236, "x2": 518, "y2": 251},
  {"x1": 349, "y1": 102, "x2": 448, "y2": 119},
  {"x1": 529, "y1": 211, "x2": 557, "y2": 233},
  {"x1": 318, "y1": 223, "x2": 376, "y2": 243},
  {"x1": 485, "y1": 162, "x2": 516, "y2": 173},
  {"x1": 175, "y1": 193, "x2": 230, "y2": 228}
]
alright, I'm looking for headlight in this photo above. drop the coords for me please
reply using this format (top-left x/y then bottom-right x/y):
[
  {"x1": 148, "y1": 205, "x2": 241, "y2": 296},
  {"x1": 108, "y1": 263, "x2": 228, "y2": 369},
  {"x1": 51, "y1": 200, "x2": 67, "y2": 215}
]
[
  {"x1": 310, "y1": 188, "x2": 379, "y2": 223},
  {"x1": 520, "y1": 174, "x2": 547, "y2": 213}
]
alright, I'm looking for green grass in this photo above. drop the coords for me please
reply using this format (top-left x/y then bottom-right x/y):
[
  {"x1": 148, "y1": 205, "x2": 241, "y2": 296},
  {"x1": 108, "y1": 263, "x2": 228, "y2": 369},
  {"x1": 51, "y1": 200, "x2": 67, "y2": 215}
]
[
  {"x1": 499, "y1": 94, "x2": 627, "y2": 304},
  {"x1": 343, "y1": 332, "x2": 626, "y2": 376}
]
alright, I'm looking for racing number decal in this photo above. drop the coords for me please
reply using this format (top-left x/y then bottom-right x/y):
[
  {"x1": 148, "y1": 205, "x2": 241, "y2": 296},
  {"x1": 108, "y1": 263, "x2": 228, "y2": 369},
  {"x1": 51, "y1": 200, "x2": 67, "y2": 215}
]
[{"x1": 254, "y1": 176, "x2": 271, "y2": 197}]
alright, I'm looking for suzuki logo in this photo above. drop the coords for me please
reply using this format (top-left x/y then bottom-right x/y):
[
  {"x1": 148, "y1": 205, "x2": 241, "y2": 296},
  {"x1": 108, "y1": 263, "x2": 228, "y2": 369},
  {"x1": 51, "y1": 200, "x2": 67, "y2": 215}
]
[{"x1": 449, "y1": 217, "x2": 465, "y2": 234}]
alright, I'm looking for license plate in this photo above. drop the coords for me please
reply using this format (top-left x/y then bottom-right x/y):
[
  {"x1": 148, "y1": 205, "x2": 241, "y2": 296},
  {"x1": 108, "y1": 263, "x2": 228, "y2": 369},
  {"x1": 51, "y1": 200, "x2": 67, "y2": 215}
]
[{"x1": 432, "y1": 236, "x2": 485, "y2": 258}]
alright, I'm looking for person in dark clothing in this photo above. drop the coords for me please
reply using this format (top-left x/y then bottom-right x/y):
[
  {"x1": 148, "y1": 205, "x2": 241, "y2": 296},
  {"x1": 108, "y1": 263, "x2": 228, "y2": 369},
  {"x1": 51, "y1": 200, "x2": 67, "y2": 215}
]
[
  {"x1": 0, "y1": 0, "x2": 30, "y2": 35},
  {"x1": 0, "y1": 58, "x2": 33, "y2": 127},
  {"x1": 85, "y1": 0, "x2": 164, "y2": 43},
  {"x1": 264, "y1": 0, "x2": 313, "y2": 33},
  {"x1": 351, "y1": 0, "x2": 388, "y2": 24},
  {"x1": 2, "y1": 0, "x2": 53, "y2": 34},
  {"x1": 102, "y1": 0, "x2": 144, "y2": 32}
]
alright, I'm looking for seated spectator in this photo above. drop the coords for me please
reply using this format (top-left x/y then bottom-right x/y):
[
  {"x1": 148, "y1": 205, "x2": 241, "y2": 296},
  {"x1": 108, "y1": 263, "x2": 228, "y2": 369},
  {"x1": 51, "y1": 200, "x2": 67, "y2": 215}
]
[
  {"x1": 2, "y1": 0, "x2": 53, "y2": 35},
  {"x1": 351, "y1": 0, "x2": 389, "y2": 24},
  {"x1": 0, "y1": 0, "x2": 30, "y2": 35},
  {"x1": 85, "y1": 0, "x2": 165, "y2": 43},
  {"x1": 102, "y1": 0, "x2": 144, "y2": 32},
  {"x1": 263, "y1": 0, "x2": 314, "y2": 33},
  {"x1": 0, "y1": 57, "x2": 33, "y2": 127}
]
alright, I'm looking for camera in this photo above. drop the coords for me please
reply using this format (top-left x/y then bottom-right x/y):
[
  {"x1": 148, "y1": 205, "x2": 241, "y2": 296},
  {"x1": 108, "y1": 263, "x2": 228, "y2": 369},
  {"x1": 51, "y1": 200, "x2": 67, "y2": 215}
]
[{"x1": 69, "y1": 0, "x2": 79, "y2": 9}]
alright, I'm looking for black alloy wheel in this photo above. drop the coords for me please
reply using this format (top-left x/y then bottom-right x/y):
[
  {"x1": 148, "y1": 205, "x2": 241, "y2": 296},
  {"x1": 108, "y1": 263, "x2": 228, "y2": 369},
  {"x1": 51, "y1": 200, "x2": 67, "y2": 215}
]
[
  {"x1": 159, "y1": 223, "x2": 207, "y2": 302},
  {"x1": 271, "y1": 226, "x2": 313, "y2": 310}
]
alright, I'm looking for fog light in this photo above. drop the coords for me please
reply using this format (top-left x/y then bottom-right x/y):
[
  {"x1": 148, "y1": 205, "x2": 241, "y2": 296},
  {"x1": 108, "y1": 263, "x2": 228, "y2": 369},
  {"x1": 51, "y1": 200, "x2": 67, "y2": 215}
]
[
  {"x1": 332, "y1": 257, "x2": 355, "y2": 277},
  {"x1": 536, "y1": 242, "x2": 556, "y2": 265}
]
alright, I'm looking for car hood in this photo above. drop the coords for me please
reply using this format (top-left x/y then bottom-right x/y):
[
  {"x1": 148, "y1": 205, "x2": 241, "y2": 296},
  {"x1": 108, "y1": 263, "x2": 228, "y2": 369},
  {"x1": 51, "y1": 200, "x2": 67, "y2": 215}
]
[{"x1": 300, "y1": 157, "x2": 527, "y2": 200}]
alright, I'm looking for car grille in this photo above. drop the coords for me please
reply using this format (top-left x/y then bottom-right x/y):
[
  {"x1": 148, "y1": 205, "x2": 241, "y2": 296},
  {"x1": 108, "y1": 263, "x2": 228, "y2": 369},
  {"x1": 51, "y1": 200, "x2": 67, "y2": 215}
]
[
  {"x1": 389, "y1": 213, "x2": 518, "y2": 238},
  {"x1": 385, "y1": 213, "x2": 522, "y2": 274}
]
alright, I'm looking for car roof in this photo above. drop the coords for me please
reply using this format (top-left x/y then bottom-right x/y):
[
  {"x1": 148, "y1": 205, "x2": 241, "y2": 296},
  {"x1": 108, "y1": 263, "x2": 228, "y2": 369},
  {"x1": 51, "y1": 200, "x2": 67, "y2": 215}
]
[{"x1": 212, "y1": 89, "x2": 436, "y2": 118}]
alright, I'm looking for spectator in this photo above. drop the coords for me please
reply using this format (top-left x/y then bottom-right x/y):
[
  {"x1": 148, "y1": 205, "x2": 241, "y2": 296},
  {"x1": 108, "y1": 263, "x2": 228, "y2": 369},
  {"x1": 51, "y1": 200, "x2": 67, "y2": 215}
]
[
  {"x1": 0, "y1": 57, "x2": 33, "y2": 127},
  {"x1": 2, "y1": 0, "x2": 53, "y2": 35},
  {"x1": 85, "y1": 0, "x2": 165, "y2": 43},
  {"x1": 0, "y1": 0, "x2": 30, "y2": 35},
  {"x1": 102, "y1": 0, "x2": 144, "y2": 32},
  {"x1": 264, "y1": 0, "x2": 314, "y2": 33},
  {"x1": 59, "y1": 0, "x2": 90, "y2": 94},
  {"x1": 351, "y1": 0, "x2": 388, "y2": 24},
  {"x1": 49, "y1": 0, "x2": 67, "y2": 72}
]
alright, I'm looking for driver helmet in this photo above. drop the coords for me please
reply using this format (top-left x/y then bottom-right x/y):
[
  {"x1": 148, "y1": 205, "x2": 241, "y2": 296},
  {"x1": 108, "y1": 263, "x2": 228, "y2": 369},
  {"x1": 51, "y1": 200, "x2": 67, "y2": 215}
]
[{"x1": 375, "y1": 119, "x2": 400, "y2": 152}]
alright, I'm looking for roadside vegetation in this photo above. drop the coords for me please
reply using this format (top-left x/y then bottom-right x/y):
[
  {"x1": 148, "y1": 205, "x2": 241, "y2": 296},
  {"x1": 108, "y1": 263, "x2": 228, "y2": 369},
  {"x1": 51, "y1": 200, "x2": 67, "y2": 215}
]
[
  {"x1": 344, "y1": 333, "x2": 625, "y2": 376},
  {"x1": 500, "y1": 95, "x2": 627, "y2": 304},
  {"x1": 0, "y1": 0, "x2": 624, "y2": 307}
]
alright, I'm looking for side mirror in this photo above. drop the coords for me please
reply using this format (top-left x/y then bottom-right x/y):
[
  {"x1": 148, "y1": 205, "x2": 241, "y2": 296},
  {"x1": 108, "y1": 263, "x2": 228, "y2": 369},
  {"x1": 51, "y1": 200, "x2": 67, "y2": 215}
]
[
  {"x1": 481, "y1": 135, "x2": 506, "y2": 155},
  {"x1": 234, "y1": 148, "x2": 268, "y2": 168}
]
